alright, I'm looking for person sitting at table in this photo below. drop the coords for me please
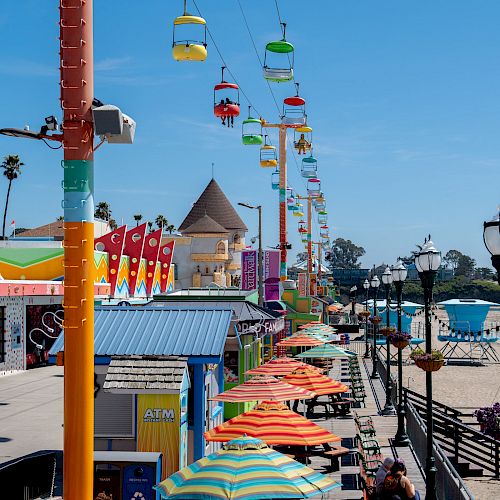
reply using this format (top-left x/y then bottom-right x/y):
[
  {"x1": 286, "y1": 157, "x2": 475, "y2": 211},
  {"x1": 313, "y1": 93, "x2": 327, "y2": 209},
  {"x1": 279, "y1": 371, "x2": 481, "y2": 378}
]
[
  {"x1": 375, "y1": 457, "x2": 394, "y2": 494},
  {"x1": 381, "y1": 458, "x2": 421, "y2": 499}
]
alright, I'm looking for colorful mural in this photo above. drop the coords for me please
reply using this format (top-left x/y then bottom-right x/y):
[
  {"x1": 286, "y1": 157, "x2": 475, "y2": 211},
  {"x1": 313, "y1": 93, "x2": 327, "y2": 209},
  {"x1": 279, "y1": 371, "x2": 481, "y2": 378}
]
[
  {"x1": 0, "y1": 248, "x2": 64, "y2": 280},
  {"x1": 94, "y1": 251, "x2": 109, "y2": 284}
]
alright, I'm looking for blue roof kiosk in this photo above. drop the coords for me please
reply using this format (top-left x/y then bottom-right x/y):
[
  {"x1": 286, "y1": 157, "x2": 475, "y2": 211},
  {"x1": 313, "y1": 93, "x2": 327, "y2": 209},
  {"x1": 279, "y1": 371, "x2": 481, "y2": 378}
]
[
  {"x1": 49, "y1": 306, "x2": 233, "y2": 478},
  {"x1": 437, "y1": 299, "x2": 500, "y2": 363},
  {"x1": 365, "y1": 299, "x2": 424, "y2": 345}
]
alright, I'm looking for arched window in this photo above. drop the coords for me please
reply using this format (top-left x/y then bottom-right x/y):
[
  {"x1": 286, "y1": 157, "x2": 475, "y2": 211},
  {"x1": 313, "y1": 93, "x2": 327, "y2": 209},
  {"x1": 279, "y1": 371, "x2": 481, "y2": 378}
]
[
  {"x1": 216, "y1": 241, "x2": 226, "y2": 255},
  {"x1": 233, "y1": 233, "x2": 241, "y2": 244}
]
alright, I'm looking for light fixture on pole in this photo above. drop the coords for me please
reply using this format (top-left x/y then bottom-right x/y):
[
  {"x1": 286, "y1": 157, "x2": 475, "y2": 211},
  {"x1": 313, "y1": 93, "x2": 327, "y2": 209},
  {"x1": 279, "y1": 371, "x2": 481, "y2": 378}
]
[
  {"x1": 238, "y1": 202, "x2": 263, "y2": 307},
  {"x1": 380, "y1": 266, "x2": 395, "y2": 415},
  {"x1": 391, "y1": 259, "x2": 410, "y2": 446},
  {"x1": 415, "y1": 237, "x2": 441, "y2": 500},
  {"x1": 483, "y1": 211, "x2": 500, "y2": 284},
  {"x1": 369, "y1": 272, "x2": 380, "y2": 379},
  {"x1": 362, "y1": 279, "x2": 370, "y2": 358}
]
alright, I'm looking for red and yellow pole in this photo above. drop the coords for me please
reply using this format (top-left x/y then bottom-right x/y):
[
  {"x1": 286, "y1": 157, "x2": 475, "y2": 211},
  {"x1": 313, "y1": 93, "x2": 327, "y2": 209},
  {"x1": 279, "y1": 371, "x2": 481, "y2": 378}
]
[
  {"x1": 278, "y1": 125, "x2": 287, "y2": 280},
  {"x1": 60, "y1": 0, "x2": 94, "y2": 497}
]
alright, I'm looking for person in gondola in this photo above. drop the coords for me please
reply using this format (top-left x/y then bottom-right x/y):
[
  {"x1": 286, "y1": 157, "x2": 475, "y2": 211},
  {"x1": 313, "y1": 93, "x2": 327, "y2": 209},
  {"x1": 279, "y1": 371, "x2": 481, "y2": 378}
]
[
  {"x1": 219, "y1": 99, "x2": 226, "y2": 126},
  {"x1": 225, "y1": 98, "x2": 234, "y2": 128},
  {"x1": 296, "y1": 133, "x2": 310, "y2": 154}
]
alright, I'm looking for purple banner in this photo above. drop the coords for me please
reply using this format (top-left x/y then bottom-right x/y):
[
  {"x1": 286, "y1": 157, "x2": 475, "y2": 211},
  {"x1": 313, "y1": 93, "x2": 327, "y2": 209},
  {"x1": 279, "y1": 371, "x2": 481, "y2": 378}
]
[
  {"x1": 263, "y1": 250, "x2": 281, "y2": 280},
  {"x1": 241, "y1": 250, "x2": 257, "y2": 291}
]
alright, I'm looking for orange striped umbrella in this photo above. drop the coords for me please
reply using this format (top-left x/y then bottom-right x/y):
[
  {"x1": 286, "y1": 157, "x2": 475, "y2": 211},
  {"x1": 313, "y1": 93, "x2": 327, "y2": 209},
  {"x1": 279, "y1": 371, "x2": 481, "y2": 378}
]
[
  {"x1": 204, "y1": 400, "x2": 341, "y2": 446},
  {"x1": 283, "y1": 367, "x2": 349, "y2": 396},
  {"x1": 245, "y1": 357, "x2": 320, "y2": 377},
  {"x1": 211, "y1": 375, "x2": 316, "y2": 402},
  {"x1": 277, "y1": 335, "x2": 325, "y2": 347}
]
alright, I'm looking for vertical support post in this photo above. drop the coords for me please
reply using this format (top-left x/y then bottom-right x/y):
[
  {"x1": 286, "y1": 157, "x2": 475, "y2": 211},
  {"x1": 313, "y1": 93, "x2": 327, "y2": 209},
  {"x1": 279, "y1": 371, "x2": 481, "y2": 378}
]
[
  {"x1": 278, "y1": 126, "x2": 287, "y2": 280},
  {"x1": 382, "y1": 284, "x2": 395, "y2": 415},
  {"x1": 60, "y1": 1, "x2": 94, "y2": 498},
  {"x1": 257, "y1": 205, "x2": 263, "y2": 307},
  {"x1": 307, "y1": 196, "x2": 313, "y2": 296},
  {"x1": 371, "y1": 288, "x2": 379, "y2": 379},
  {"x1": 394, "y1": 281, "x2": 409, "y2": 446},
  {"x1": 193, "y1": 363, "x2": 206, "y2": 460}
]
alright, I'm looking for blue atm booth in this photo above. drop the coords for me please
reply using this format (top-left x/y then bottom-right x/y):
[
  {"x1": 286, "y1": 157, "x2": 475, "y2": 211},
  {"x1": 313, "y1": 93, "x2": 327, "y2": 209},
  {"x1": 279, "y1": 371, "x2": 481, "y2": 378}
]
[{"x1": 94, "y1": 451, "x2": 162, "y2": 500}]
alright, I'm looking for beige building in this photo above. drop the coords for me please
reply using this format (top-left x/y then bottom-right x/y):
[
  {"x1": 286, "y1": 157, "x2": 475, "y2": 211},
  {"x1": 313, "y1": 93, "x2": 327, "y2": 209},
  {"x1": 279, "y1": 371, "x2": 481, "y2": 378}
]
[{"x1": 162, "y1": 179, "x2": 247, "y2": 289}]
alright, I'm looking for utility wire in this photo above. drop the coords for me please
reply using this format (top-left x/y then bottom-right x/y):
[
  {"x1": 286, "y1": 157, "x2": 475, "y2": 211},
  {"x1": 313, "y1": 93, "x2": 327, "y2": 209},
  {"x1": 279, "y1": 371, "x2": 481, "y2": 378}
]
[{"x1": 192, "y1": 0, "x2": 262, "y2": 117}]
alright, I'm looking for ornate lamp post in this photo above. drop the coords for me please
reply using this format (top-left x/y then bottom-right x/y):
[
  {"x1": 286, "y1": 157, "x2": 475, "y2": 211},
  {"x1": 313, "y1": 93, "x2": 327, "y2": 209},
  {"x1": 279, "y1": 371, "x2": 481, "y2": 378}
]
[
  {"x1": 483, "y1": 211, "x2": 500, "y2": 284},
  {"x1": 362, "y1": 279, "x2": 370, "y2": 358},
  {"x1": 381, "y1": 266, "x2": 395, "y2": 415},
  {"x1": 415, "y1": 238, "x2": 442, "y2": 500},
  {"x1": 370, "y1": 273, "x2": 381, "y2": 379},
  {"x1": 392, "y1": 260, "x2": 410, "y2": 446}
]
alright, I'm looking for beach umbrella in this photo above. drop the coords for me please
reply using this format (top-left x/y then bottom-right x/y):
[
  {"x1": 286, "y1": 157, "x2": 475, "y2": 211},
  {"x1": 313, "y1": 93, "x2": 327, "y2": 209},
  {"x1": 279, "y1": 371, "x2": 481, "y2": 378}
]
[
  {"x1": 277, "y1": 335, "x2": 325, "y2": 347},
  {"x1": 155, "y1": 435, "x2": 341, "y2": 499},
  {"x1": 211, "y1": 375, "x2": 316, "y2": 402},
  {"x1": 245, "y1": 357, "x2": 319, "y2": 377},
  {"x1": 204, "y1": 400, "x2": 341, "y2": 446},
  {"x1": 283, "y1": 367, "x2": 349, "y2": 395},
  {"x1": 296, "y1": 344, "x2": 357, "y2": 359}
]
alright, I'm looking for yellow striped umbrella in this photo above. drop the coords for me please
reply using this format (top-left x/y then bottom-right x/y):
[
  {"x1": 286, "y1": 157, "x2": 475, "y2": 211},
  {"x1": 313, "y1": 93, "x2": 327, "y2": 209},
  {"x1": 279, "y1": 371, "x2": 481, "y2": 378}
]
[
  {"x1": 204, "y1": 400, "x2": 341, "y2": 446},
  {"x1": 283, "y1": 367, "x2": 349, "y2": 396},
  {"x1": 211, "y1": 375, "x2": 316, "y2": 402}
]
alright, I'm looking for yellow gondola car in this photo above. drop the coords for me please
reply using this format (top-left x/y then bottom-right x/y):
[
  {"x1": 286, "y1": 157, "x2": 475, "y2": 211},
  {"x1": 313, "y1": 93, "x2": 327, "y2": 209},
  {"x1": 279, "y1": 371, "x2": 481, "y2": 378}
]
[{"x1": 172, "y1": 15, "x2": 207, "y2": 62}]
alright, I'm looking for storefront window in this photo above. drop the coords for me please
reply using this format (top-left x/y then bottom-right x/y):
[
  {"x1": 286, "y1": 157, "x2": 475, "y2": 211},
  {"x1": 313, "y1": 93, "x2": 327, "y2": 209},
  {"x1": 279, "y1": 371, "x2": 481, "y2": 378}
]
[{"x1": 223, "y1": 351, "x2": 239, "y2": 383}]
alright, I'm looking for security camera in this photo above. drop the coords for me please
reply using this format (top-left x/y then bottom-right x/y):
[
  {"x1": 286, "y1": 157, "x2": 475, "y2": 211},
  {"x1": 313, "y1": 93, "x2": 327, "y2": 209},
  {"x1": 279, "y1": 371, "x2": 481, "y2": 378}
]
[
  {"x1": 44, "y1": 115, "x2": 58, "y2": 131},
  {"x1": 251, "y1": 237, "x2": 257, "y2": 244}
]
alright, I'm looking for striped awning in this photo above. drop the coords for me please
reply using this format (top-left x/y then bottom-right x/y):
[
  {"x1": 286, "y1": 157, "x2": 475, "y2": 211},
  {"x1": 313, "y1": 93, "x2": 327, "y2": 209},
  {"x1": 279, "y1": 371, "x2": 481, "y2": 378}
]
[
  {"x1": 211, "y1": 375, "x2": 315, "y2": 402},
  {"x1": 155, "y1": 435, "x2": 341, "y2": 499},
  {"x1": 277, "y1": 335, "x2": 325, "y2": 347},
  {"x1": 204, "y1": 400, "x2": 341, "y2": 446}
]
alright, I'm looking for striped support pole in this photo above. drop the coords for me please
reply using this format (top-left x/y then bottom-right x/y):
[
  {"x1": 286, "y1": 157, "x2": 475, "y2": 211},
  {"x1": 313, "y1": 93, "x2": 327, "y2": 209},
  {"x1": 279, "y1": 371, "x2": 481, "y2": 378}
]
[
  {"x1": 307, "y1": 196, "x2": 313, "y2": 295},
  {"x1": 279, "y1": 126, "x2": 287, "y2": 280},
  {"x1": 60, "y1": 0, "x2": 95, "y2": 497}
]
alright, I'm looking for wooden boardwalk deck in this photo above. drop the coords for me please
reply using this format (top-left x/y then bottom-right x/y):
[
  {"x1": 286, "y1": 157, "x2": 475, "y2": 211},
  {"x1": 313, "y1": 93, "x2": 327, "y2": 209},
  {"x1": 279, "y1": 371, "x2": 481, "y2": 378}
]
[{"x1": 295, "y1": 356, "x2": 426, "y2": 499}]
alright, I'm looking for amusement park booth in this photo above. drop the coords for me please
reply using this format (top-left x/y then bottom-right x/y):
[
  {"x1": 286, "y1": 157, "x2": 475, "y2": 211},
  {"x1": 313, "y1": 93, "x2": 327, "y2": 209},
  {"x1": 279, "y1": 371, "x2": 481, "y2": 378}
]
[
  {"x1": 49, "y1": 306, "x2": 232, "y2": 476},
  {"x1": 149, "y1": 289, "x2": 285, "y2": 419}
]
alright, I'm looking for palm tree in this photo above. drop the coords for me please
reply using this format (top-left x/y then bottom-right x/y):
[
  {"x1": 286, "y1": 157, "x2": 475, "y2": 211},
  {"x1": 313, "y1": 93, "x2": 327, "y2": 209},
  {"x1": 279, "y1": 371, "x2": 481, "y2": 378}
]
[
  {"x1": 166, "y1": 224, "x2": 176, "y2": 234},
  {"x1": 147, "y1": 221, "x2": 153, "y2": 233},
  {"x1": 108, "y1": 218, "x2": 118, "y2": 230},
  {"x1": 94, "y1": 201, "x2": 111, "y2": 222},
  {"x1": 1, "y1": 155, "x2": 24, "y2": 239},
  {"x1": 155, "y1": 214, "x2": 168, "y2": 231},
  {"x1": 133, "y1": 214, "x2": 143, "y2": 227}
]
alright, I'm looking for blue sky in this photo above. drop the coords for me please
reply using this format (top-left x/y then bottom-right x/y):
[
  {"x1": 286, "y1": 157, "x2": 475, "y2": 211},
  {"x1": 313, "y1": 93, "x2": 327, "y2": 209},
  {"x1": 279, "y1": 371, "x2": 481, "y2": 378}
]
[{"x1": 0, "y1": 0, "x2": 499, "y2": 268}]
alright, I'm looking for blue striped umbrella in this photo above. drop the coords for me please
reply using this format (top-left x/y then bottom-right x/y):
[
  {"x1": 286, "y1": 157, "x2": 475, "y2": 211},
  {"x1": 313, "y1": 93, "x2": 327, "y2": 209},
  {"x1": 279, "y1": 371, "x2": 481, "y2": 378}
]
[{"x1": 155, "y1": 435, "x2": 341, "y2": 499}]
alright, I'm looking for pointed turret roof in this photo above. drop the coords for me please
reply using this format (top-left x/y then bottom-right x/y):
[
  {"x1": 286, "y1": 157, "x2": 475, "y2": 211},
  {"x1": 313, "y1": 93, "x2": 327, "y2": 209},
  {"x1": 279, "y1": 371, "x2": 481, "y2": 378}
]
[
  {"x1": 183, "y1": 214, "x2": 228, "y2": 234},
  {"x1": 179, "y1": 179, "x2": 247, "y2": 232}
]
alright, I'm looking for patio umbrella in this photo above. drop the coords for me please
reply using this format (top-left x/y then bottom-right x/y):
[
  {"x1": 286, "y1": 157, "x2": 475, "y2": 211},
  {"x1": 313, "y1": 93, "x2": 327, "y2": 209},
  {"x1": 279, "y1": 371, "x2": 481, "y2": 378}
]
[
  {"x1": 155, "y1": 435, "x2": 341, "y2": 499},
  {"x1": 211, "y1": 375, "x2": 316, "y2": 402},
  {"x1": 296, "y1": 344, "x2": 357, "y2": 359},
  {"x1": 204, "y1": 400, "x2": 341, "y2": 446},
  {"x1": 245, "y1": 357, "x2": 319, "y2": 377},
  {"x1": 283, "y1": 367, "x2": 349, "y2": 395},
  {"x1": 277, "y1": 335, "x2": 325, "y2": 347}
]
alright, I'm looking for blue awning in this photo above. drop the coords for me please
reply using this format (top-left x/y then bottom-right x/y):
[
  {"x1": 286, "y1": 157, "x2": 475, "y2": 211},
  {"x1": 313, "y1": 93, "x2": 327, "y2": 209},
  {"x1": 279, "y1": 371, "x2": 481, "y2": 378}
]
[{"x1": 49, "y1": 306, "x2": 232, "y2": 359}]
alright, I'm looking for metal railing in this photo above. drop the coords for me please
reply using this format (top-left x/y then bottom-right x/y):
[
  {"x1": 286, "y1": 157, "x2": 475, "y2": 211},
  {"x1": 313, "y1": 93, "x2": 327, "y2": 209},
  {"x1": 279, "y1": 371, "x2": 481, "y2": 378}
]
[{"x1": 406, "y1": 402, "x2": 475, "y2": 500}]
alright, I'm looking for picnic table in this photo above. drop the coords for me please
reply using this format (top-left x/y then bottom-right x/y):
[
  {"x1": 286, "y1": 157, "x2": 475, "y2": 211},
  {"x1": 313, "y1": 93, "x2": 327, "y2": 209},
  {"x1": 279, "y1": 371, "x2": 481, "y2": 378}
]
[
  {"x1": 305, "y1": 394, "x2": 353, "y2": 418},
  {"x1": 274, "y1": 443, "x2": 350, "y2": 471}
]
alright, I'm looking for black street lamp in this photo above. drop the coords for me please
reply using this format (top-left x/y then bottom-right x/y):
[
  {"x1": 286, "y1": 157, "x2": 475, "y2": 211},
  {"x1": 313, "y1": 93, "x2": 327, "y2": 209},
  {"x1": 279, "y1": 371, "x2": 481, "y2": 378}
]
[
  {"x1": 415, "y1": 238, "x2": 442, "y2": 500},
  {"x1": 392, "y1": 259, "x2": 410, "y2": 446},
  {"x1": 362, "y1": 279, "x2": 370, "y2": 358},
  {"x1": 381, "y1": 266, "x2": 395, "y2": 415},
  {"x1": 483, "y1": 211, "x2": 500, "y2": 285},
  {"x1": 370, "y1": 273, "x2": 380, "y2": 379}
]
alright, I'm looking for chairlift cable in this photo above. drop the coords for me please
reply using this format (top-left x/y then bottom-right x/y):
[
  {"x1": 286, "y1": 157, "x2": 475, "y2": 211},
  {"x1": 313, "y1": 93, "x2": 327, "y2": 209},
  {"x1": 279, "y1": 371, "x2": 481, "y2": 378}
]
[
  {"x1": 235, "y1": 0, "x2": 282, "y2": 118},
  {"x1": 192, "y1": 0, "x2": 262, "y2": 117}
]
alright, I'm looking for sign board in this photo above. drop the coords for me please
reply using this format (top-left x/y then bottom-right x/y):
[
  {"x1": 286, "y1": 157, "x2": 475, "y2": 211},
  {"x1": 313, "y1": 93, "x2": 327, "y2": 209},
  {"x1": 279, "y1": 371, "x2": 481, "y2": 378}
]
[
  {"x1": 263, "y1": 250, "x2": 281, "y2": 301},
  {"x1": 137, "y1": 393, "x2": 180, "y2": 479},
  {"x1": 310, "y1": 273, "x2": 317, "y2": 296},
  {"x1": 298, "y1": 273, "x2": 307, "y2": 297},
  {"x1": 241, "y1": 250, "x2": 257, "y2": 291}
]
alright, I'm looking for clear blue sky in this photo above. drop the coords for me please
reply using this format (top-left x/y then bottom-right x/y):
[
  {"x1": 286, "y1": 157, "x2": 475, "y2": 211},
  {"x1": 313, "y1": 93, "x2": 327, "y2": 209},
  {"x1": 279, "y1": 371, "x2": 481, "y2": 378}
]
[{"x1": 0, "y1": 0, "x2": 499, "y2": 268}]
